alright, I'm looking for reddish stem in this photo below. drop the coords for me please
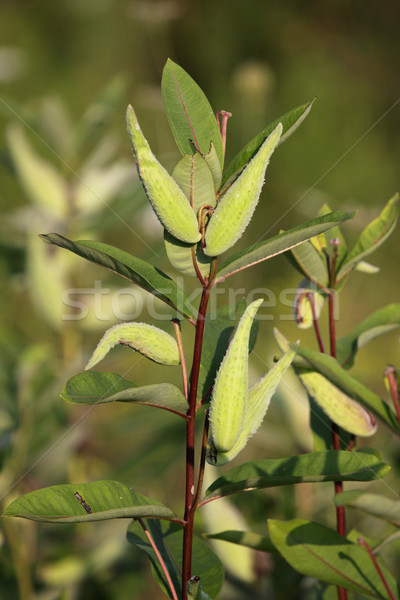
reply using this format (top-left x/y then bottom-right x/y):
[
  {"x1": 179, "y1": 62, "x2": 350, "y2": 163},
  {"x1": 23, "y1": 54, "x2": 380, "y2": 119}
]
[
  {"x1": 172, "y1": 319, "x2": 188, "y2": 400},
  {"x1": 308, "y1": 292, "x2": 325, "y2": 353},
  {"x1": 385, "y1": 366, "x2": 400, "y2": 428},
  {"x1": 216, "y1": 110, "x2": 232, "y2": 159},
  {"x1": 357, "y1": 537, "x2": 396, "y2": 600}
]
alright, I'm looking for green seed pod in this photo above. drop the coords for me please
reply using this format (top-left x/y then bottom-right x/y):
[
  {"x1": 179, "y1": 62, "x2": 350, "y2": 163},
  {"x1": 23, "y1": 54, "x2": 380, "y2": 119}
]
[
  {"x1": 126, "y1": 105, "x2": 201, "y2": 244},
  {"x1": 299, "y1": 371, "x2": 377, "y2": 437},
  {"x1": 204, "y1": 123, "x2": 282, "y2": 257},
  {"x1": 85, "y1": 322, "x2": 180, "y2": 369},
  {"x1": 208, "y1": 348, "x2": 295, "y2": 466},
  {"x1": 209, "y1": 299, "x2": 263, "y2": 453}
]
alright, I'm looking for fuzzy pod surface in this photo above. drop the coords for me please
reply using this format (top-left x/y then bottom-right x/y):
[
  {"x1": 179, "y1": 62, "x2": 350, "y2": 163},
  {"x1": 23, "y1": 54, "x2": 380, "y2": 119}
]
[
  {"x1": 85, "y1": 322, "x2": 180, "y2": 369},
  {"x1": 126, "y1": 105, "x2": 201, "y2": 244},
  {"x1": 209, "y1": 299, "x2": 263, "y2": 453},
  {"x1": 204, "y1": 123, "x2": 282, "y2": 257}
]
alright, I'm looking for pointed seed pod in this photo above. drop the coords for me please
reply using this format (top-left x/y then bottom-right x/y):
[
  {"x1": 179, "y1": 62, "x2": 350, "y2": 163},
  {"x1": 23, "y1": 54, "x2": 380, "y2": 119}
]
[
  {"x1": 204, "y1": 123, "x2": 282, "y2": 256},
  {"x1": 299, "y1": 371, "x2": 377, "y2": 437},
  {"x1": 85, "y1": 322, "x2": 180, "y2": 369},
  {"x1": 208, "y1": 348, "x2": 295, "y2": 465},
  {"x1": 209, "y1": 299, "x2": 263, "y2": 453},
  {"x1": 126, "y1": 105, "x2": 201, "y2": 244}
]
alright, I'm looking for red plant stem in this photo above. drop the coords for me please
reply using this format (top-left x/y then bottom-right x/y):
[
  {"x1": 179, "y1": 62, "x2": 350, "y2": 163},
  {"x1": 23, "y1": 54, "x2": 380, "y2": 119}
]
[
  {"x1": 138, "y1": 518, "x2": 179, "y2": 600},
  {"x1": 309, "y1": 292, "x2": 325, "y2": 353},
  {"x1": 216, "y1": 110, "x2": 232, "y2": 159},
  {"x1": 190, "y1": 413, "x2": 210, "y2": 514},
  {"x1": 358, "y1": 537, "x2": 396, "y2": 600},
  {"x1": 328, "y1": 292, "x2": 337, "y2": 359},
  {"x1": 181, "y1": 283, "x2": 212, "y2": 599},
  {"x1": 385, "y1": 366, "x2": 400, "y2": 428},
  {"x1": 172, "y1": 319, "x2": 189, "y2": 400},
  {"x1": 191, "y1": 245, "x2": 206, "y2": 287}
]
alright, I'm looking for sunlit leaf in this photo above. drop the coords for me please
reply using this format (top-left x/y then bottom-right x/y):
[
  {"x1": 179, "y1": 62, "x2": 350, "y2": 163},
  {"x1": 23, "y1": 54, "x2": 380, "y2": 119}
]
[
  {"x1": 4, "y1": 481, "x2": 177, "y2": 523},
  {"x1": 40, "y1": 233, "x2": 195, "y2": 320},
  {"x1": 61, "y1": 371, "x2": 188, "y2": 417},
  {"x1": 336, "y1": 490, "x2": 400, "y2": 527},
  {"x1": 269, "y1": 519, "x2": 400, "y2": 599}
]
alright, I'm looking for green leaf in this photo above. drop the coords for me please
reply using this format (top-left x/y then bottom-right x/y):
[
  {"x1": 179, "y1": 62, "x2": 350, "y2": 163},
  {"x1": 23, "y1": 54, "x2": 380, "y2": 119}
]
[
  {"x1": 164, "y1": 231, "x2": 212, "y2": 279},
  {"x1": 4, "y1": 481, "x2": 177, "y2": 523},
  {"x1": 336, "y1": 303, "x2": 400, "y2": 368},
  {"x1": 336, "y1": 490, "x2": 400, "y2": 527},
  {"x1": 187, "y1": 577, "x2": 214, "y2": 600},
  {"x1": 222, "y1": 99, "x2": 315, "y2": 187},
  {"x1": 292, "y1": 345, "x2": 400, "y2": 434},
  {"x1": 289, "y1": 240, "x2": 328, "y2": 287},
  {"x1": 198, "y1": 300, "x2": 259, "y2": 401},
  {"x1": 61, "y1": 371, "x2": 188, "y2": 417},
  {"x1": 40, "y1": 233, "x2": 195, "y2": 321},
  {"x1": 203, "y1": 449, "x2": 389, "y2": 500},
  {"x1": 161, "y1": 59, "x2": 223, "y2": 167},
  {"x1": 337, "y1": 194, "x2": 399, "y2": 282},
  {"x1": 203, "y1": 530, "x2": 275, "y2": 554},
  {"x1": 268, "y1": 518, "x2": 400, "y2": 599},
  {"x1": 215, "y1": 211, "x2": 355, "y2": 283},
  {"x1": 127, "y1": 519, "x2": 224, "y2": 600},
  {"x1": 318, "y1": 203, "x2": 348, "y2": 270}
]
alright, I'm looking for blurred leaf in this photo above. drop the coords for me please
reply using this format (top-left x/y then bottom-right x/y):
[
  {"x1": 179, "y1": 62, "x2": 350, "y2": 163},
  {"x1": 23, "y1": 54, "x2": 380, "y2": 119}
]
[
  {"x1": 39, "y1": 233, "x2": 195, "y2": 320},
  {"x1": 7, "y1": 124, "x2": 66, "y2": 219},
  {"x1": 222, "y1": 99, "x2": 315, "y2": 187},
  {"x1": 162, "y1": 59, "x2": 223, "y2": 166},
  {"x1": 4, "y1": 481, "x2": 177, "y2": 523},
  {"x1": 203, "y1": 449, "x2": 389, "y2": 500},
  {"x1": 127, "y1": 520, "x2": 224, "y2": 600},
  {"x1": 203, "y1": 530, "x2": 275, "y2": 554},
  {"x1": 61, "y1": 371, "x2": 188, "y2": 417},
  {"x1": 298, "y1": 371, "x2": 377, "y2": 437},
  {"x1": 292, "y1": 344, "x2": 400, "y2": 434},
  {"x1": 215, "y1": 211, "x2": 354, "y2": 283},
  {"x1": 318, "y1": 203, "x2": 348, "y2": 270},
  {"x1": 336, "y1": 490, "x2": 400, "y2": 527},
  {"x1": 337, "y1": 194, "x2": 399, "y2": 282},
  {"x1": 198, "y1": 300, "x2": 258, "y2": 401},
  {"x1": 355, "y1": 260, "x2": 380, "y2": 274},
  {"x1": 292, "y1": 279, "x2": 325, "y2": 330},
  {"x1": 187, "y1": 577, "x2": 214, "y2": 600},
  {"x1": 269, "y1": 518, "x2": 400, "y2": 599},
  {"x1": 336, "y1": 303, "x2": 400, "y2": 368}
]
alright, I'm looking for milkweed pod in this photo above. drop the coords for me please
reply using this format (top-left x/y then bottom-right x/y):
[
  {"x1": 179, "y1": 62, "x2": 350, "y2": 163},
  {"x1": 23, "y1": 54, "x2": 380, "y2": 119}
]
[
  {"x1": 208, "y1": 348, "x2": 295, "y2": 466},
  {"x1": 299, "y1": 371, "x2": 377, "y2": 437},
  {"x1": 204, "y1": 123, "x2": 282, "y2": 257},
  {"x1": 126, "y1": 105, "x2": 201, "y2": 244},
  {"x1": 85, "y1": 322, "x2": 180, "y2": 369},
  {"x1": 209, "y1": 299, "x2": 263, "y2": 454}
]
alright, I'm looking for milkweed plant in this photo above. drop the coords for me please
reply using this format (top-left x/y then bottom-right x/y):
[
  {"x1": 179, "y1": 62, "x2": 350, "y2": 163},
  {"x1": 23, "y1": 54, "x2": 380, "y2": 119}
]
[{"x1": 4, "y1": 60, "x2": 400, "y2": 600}]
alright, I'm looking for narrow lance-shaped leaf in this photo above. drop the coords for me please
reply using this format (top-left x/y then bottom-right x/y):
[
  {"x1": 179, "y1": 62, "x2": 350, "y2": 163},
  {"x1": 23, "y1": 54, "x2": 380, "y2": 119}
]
[
  {"x1": 161, "y1": 59, "x2": 224, "y2": 166},
  {"x1": 204, "y1": 124, "x2": 282, "y2": 257},
  {"x1": 291, "y1": 344, "x2": 400, "y2": 434},
  {"x1": 208, "y1": 348, "x2": 296, "y2": 466},
  {"x1": 335, "y1": 490, "x2": 400, "y2": 528},
  {"x1": 269, "y1": 519, "x2": 400, "y2": 599},
  {"x1": 85, "y1": 322, "x2": 180, "y2": 369},
  {"x1": 209, "y1": 299, "x2": 263, "y2": 455},
  {"x1": 4, "y1": 481, "x2": 178, "y2": 523},
  {"x1": 127, "y1": 519, "x2": 224, "y2": 600},
  {"x1": 215, "y1": 211, "x2": 355, "y2": 283},
  {"x1": 202, "y1": 449, "x2": 389, "y2": 501},
  {"x1": 337, "y1": 194, "x2": 399, "y2": 282},
  {"x1": 298, "y1": 370, "x2": 377, "y2": 437},
  {"x1": 62, "y1": 371, "x2": 189, "y2": 417},
  {"x1": 336, "y1": 303, "x2": 400, "y2": 368},
  {"x1": 222, "y1": 99, "x2": 315, "y2": 187},
  {"x1": 126, "y1": 105, "x2": 200, "y2": 244},
  {"x1": 39, "y1": 234, "x2": 195, "y2": 321}
]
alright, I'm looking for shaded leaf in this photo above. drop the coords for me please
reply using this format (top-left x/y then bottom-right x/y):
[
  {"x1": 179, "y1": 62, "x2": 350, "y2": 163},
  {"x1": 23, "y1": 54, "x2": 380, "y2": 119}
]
[
  {"x1": 61, "y1": 371, "x2": 188, "y2": 417},
  {"x1": 269, "y1": 518, "x2": 400, "y2": 599},
  {"x1": 127, "y1": 519, "x2": 224, "y2": 600},
  {"x1": 336, "y1": 490, "x2": 400, "y2": 527},
  {"x1": 336, "y1": 303, "x2": 400, "y2": 368},
  {"x1": 203, "y1": 449, "x2": 389, "y2": 501},
  {"x1": 222, "y1": 99, "x2": 315, "y2": 187},
  {"x1": 164, "y1": 231, "x2": 211, "y2": 279},
  {"x1": 337, "y1": 194, "x2": 399, "y2": 282},
  {"x1": 215, "y1": 211, "x2": 354, "y2": 283},
  {"x1": 203, "y1": 530, "x2": 275, "y2": 554},
  {"x1": 288, "y1": 240, "x2": 328, "y2": 287},
  {"x1": 40, "y1": 233, "x2": 195, "y2": 320},
  {"x1": 292, "y1": 345, "x2": 400, "y2": 434},
  {"x1": 162, "y1": 59, "x2": 223, "y2": 166},
  {"x1": 318, "y1": 203, "x2": 347, "y2": 270},
  {"x1": 4, "y1": 481, "x2": 177, "y2": 523}
]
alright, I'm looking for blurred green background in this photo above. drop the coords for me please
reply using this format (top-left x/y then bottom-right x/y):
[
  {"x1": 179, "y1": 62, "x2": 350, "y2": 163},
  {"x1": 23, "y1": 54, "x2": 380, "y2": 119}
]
[{"x1": 1, "y1": 1, "x2": 399, "y2": 598}]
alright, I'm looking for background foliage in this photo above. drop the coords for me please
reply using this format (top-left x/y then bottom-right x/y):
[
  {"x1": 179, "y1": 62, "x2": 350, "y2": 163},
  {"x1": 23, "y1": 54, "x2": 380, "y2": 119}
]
[{"x1": 0, "y1": 1, "x2": 399, "y2": 598}]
